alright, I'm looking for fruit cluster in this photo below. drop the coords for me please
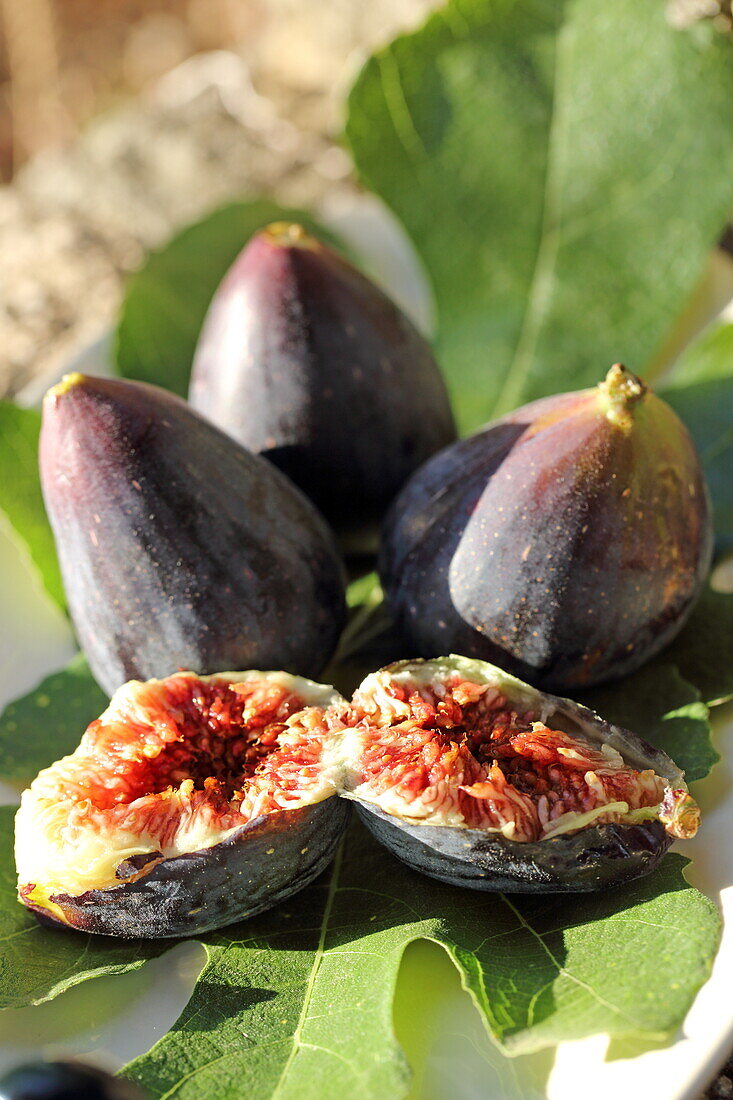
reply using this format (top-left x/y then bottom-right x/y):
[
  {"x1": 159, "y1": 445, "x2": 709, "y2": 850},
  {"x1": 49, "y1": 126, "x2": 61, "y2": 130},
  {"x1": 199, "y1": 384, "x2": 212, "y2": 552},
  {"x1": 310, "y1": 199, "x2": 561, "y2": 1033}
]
[{"x1": 17, "y1": 224, "x2": 711, "y2": 937}]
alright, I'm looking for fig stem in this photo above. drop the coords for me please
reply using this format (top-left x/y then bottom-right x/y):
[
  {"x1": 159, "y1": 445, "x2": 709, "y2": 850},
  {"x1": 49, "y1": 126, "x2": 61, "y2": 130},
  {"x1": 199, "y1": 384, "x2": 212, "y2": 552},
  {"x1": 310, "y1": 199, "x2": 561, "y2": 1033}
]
[
  {"x1": 597, "y1": 364, "x2": 646, "y2": 428},
  {"x1": 263, "y1": 221, "x2": 318, "y2": 250},
  {"x1": 47, "y1": 372, "x2": 86, "y2": 400}
]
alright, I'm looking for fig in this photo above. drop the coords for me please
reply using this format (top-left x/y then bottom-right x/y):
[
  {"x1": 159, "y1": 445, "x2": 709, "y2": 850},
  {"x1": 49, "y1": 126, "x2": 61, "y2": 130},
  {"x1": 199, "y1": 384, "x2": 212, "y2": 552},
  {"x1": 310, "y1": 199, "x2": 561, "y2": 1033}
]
[
  {"x1": 188, "y1": 223, "x2": 457, "y2": 540},
  {"x1": 380, "y1": 365, "x2": 713, "y2": 690},
  {"x1": 0, "y1": 1060, "x2": 143, "y2": 1100},
  {"x1": 337, "y1": 656, "x2": 699, "y2": 893},
  {"x1": 40, "y1": 373, "x2": 346, "y2": 696},
  {"x1": 16, "y1": 670, "x2": 349, "y2": 937}
]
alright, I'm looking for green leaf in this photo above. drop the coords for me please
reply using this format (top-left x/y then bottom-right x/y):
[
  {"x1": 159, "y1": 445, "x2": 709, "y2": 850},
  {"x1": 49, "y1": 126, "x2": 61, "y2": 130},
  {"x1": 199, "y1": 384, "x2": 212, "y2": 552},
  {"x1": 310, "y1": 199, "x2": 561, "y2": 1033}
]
[
  {"x1": 0, "y1": 653, "x2": 107, "y2": 784},
  {"x1": 660, "y1": 322, "x2": 733, "y2": 554},
  {"x1": 0, "y1": 581, "x2": 721, "y2": 1087},
  {"x1": 119, "y1": 826, "x2": 718, "y2": 1097},
  {"x1": 0, "y1": 667, "x2": 720, "y2": 1094},
  {"x1": 115, "y1": 200, "x2": 340, "y2": 397},
  {"x1": 664, "y1": 584, "x2": 733, "y2": 708},
  {"x1": 0, "y1": 808, "x2": 719, "y2": 1088},
  {"x1": 581, "y1": 664, "x2": 716, "y2": 783},
  {"x1": 0, "y1": 807, "x2": 168, "y2": 1009},
  {"x1": 345, "y1": 0, "x2": 733, "y2": 431},
  {"x1": 325, "y1": 572, "x2": 404, "y2": 698},
  {"x1": 0, "y1": 403, "x2": 64, "y2": 610}
]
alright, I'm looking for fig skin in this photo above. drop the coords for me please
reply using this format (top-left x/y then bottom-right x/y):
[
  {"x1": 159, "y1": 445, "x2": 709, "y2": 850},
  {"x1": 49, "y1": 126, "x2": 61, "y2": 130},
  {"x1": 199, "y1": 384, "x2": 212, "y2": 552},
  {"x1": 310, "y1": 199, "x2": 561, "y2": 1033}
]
[
  {"x1": 16, "y1": 671, "x2": 350, "y2": 938},
  {"x1": 380, "y1": 366, "x2": 714, "y2": 691},
  {"x1": 354, "y1": 800, "x2": 669, "y2": 894},
  {"x1": 40, "y1": 373, "x2": 346, "y2": 696},
  {"x1": 25, "y1": 800, "x2": 349, "y2": 939},
  {"x1": 342, "y1": 657, "x2": 696, "y2": 894},
  {"x1": 189, "y1": 223, "x2": 457, "y2": 540}
]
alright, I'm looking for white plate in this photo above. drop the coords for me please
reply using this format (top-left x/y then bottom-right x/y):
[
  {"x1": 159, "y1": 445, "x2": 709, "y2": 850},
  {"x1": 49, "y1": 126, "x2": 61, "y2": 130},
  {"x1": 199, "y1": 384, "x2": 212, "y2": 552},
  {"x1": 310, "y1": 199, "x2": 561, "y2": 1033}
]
[{"x1": 2, "y1": 200, "x2": 733, "y2": 1098}]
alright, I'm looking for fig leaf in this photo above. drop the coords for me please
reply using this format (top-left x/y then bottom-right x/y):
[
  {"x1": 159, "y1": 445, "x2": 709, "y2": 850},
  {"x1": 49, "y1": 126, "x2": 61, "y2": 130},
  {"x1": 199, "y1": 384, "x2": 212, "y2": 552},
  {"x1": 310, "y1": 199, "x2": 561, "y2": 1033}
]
[
  {"x1": 0, "y1": 611, "x2": 722, "y2": 1087},
  {"x1": 115, "y1": 201, "x2": 341, "y2": 396},
  {"x1": 345, "y1": 0, "x2": 733, "y2": 432},
  {"x1": 325, "y1": 573, "x2": 403, "y2": 697},
  {"x1": 0, "y1": 404, "x2": 65, "y2": 611},
  {"x1": 0, "y1": 653, "x2": 106, "y2": 784},
  {"x1": 661, "y1": 322, "x2": 733, "y2": 555},
  {"x1": 123, "y1": 829, "x2": 719, "y2": 1093},
  {"x1": 0, "y1": 808, "x2": 719, "y2": 1092},
  {"x1": 663, "y1": 584, "x2": 733, "y2": 709},
  {"x1": 0, "y1": 807, "x2": 168, "y2": 1008}
]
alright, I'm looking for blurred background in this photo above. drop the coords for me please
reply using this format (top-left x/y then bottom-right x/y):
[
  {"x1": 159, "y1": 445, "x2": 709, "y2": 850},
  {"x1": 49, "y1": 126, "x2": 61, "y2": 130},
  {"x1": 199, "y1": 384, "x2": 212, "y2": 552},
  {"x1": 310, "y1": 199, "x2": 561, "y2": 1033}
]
[
  {"x1": 0, "y1": 0, "x2": 437, "y2": 398},
  {"x1": 1, "y1": 0, "x2": 729, "y2": 402}
]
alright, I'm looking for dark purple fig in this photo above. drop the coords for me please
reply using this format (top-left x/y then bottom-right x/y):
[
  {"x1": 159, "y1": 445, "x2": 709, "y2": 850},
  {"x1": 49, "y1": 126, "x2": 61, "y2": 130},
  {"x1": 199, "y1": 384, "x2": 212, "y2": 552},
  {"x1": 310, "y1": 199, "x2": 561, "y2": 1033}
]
[
  {"x1": 0, "y1": 1060, "x2": 143, "y2": 1100},
  {"x1": 16, "y1": 671, "x2": 349, "y2": 937},
  {"x1": 0, "y1": 1059, "x2": 144, "y2": 1100},
  {"x1": 337, "y1": 657, "x2": 699, "y2": 893},
  {"x1": 380, "y1": 366, "x2": 713, "y2": 691},
  {"x1": 188, "y1": 223, "x2": 457, "y2": 541},
  {"x1": 40, "y1": 373, "x2": 346, "y2": 696}
]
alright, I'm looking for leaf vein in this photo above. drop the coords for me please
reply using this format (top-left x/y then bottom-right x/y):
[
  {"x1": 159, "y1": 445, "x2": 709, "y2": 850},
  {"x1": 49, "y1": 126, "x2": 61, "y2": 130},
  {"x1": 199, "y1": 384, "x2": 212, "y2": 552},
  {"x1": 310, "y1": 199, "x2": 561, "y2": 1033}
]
[
  {"x1": 377, "y1": 48, "x2": 428, "y2": 166},
  {"x1": 500, "y1": 895, "x2": 639, "y2": 1027},
  {"x1": 492, "y1": 9, "x2": 571, "y2": 415},
  {"x1": 270, "y1": 837, "x2": 346, "y2": 1099}
]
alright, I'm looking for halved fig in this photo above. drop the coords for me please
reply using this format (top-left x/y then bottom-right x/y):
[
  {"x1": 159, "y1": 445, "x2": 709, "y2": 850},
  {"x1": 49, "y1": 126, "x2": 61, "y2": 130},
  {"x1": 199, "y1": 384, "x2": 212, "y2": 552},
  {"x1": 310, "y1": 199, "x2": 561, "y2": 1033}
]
[
  {"x1": 16, "y1": 671, "x2": 349, "y2": 937},
  {"x1": 337, "y1": 657, "x2": 699, "y2": 893}
]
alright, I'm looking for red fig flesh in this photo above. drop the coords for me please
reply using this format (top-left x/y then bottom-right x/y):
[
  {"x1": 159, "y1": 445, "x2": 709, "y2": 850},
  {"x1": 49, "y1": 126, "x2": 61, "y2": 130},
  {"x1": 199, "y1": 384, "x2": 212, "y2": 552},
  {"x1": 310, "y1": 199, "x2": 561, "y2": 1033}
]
[{"x1": 337, "y1": 657, "x2": 699, "y2": 893}]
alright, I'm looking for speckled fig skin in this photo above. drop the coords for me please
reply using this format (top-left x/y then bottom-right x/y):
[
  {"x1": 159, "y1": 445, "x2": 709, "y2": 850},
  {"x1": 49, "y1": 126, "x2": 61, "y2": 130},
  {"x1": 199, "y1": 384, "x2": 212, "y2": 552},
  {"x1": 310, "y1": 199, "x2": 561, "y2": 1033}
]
[
  {"x1": 380, "y1": 367, "x2": 713, "y2": 691},
  {"x1": 25, "y1": 800, "x2": 350, "y2": 939},
  {"x1": 40, "y1": 374, "x2": 346, "y2": 695},
  {"x1": 189, "y1": 223, "x2": 456, "y2": 539}
]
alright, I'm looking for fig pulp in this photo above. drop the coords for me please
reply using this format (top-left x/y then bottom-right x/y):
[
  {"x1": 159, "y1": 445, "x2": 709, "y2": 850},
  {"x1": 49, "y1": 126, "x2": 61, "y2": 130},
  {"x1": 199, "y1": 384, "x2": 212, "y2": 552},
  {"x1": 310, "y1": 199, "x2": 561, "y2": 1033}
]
[
  {"x1": 16, "y1": 671, "x2": 349, "y2": 937},
  {"x1": 381, "y1": 365, "x2": 713, "y2": 690},
  {"x1": 40, "y1": 373, "x2": 346, "y2": 695},
  {"x1": 337, "y1": 657, "x2": 699, "y2": 893},
  {"x1": 189, "y1": 223, "x2": 457, "y2": 539}
]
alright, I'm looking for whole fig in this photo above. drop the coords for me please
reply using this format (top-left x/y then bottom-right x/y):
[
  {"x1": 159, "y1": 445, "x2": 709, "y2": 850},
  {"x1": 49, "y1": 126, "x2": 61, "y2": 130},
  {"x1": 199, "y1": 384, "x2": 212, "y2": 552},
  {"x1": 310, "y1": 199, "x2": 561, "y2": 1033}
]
[
  {"x1": 188, "y1": 222, "x2": 456, "y2": 540},
  {"x1": 40, "y1": 373, "x2": 346, "y2": 695},
  {"x1": 380, "y1": 366, "x2": 713, "y2": 691}
]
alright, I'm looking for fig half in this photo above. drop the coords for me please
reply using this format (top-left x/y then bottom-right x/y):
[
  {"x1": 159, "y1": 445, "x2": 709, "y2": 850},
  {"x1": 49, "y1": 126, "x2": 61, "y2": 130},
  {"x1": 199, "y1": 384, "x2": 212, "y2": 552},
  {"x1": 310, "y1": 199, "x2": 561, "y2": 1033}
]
[
  {"x1": 189, "y1": 223, "x2": 457, "y2": 541},
  {"x1": 40, "y1": 373, "x2": 346, "y2": 695},
  {"x1": 380, "y1": 365, "x2": 713, "y2": 690},
  {"x1": 16, "y1": 671, "x2": 349, "y2": 937},
  {"x1": 338, "y1": 657, "x2": 699, "y2": 893}
]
